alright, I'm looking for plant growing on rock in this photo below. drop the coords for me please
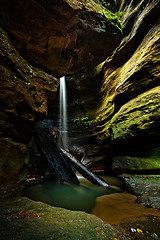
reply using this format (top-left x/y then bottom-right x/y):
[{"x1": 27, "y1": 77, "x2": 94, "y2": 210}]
[{"x1": 96, "y1": 0, "x2": 124, "y2": 31}]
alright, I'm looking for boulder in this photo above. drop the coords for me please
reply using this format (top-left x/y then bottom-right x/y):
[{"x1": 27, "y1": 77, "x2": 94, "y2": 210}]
[{"x1": 0, "y1": 138, "x2": 28, "y2": 197}]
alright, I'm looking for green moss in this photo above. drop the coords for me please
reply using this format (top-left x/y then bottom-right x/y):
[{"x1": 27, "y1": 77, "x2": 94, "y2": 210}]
[
  {"x1": 136, "y1": 175, "x2": 160, "y2": 182},
  {"x1": 113, "y1": 148, "x2": 160, "y2": 171},
  {"x1": 24, "y1": 151, "x2": 29, "y2": 165},
  {"x1": 96, "y1": 0, "x2": 124, "y2": 31},
  {"x1": 110, "y1": 87, "x2": 160, "y2": 141},
  {"x1": 0, "y1": 197, "x2": 121, "y2": 240},
  {"x1": 73, "y1": 114, "x2": 102, "y2": 128}
]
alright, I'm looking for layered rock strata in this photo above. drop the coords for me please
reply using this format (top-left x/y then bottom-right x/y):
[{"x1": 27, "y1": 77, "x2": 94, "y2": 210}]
[
  {"x1": 88, "y1": 0, "x2": 160, "y2": 154},
  {"x1": 0, "y1": 27, "x2": 58, "y2": 194},
  {"x1": 0, "y1": 0, "x2": 121, "y2": 76}
]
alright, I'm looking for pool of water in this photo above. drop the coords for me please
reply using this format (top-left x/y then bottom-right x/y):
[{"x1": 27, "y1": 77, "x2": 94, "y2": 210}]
[{"x1": 23, "y1": 175, "x2": 123, "y2": 213}]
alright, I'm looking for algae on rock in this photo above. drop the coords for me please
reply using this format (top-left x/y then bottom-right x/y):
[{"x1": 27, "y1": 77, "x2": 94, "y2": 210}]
[
  {"x1": 109, "y1": 86, "x2": 160, "y2": 143},
  {"x1": 0, "y1": 197, "x2": 122, "y2": 240}
]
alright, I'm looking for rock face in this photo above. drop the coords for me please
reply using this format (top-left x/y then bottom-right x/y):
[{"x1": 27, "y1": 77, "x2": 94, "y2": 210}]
[
  {"x1": 0, "y1": 27, "x2": 59, "y2": 144},
  {"x1": 112, "y1": 147, "x2": 160, "y2": 173},
  {"x1": 110, "y1": 87, "x2": 160, "y2": 151},
  {"x1": 0, "y1": 0, "x2": 121, "y2": 76},
  {"x1": 66, "y1": 0, "x2": 160, "y2": 172},
  {"x1": 0, "y1": 27, "x2": 58, "y2": 194},
  {"x1": 121, "y1": 175, "x2": 160, "y2": 210},
  {"x1": 76, "y1": 0, "x2": 160, "y2": 168}
]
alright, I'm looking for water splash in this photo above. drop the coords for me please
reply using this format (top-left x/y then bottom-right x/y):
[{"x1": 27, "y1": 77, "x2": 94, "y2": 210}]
[{"x1": 59, "y1": 76, "x2": 68, "y2": 149}]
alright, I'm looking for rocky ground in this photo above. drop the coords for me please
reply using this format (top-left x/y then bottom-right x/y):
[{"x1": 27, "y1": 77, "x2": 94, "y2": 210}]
[
  {"x1": 121, "y1": 174, "x2": 160, "y2": 210},
  {"x1": 0, "y1": 192, "x2": 160, "y2": 240},
  {"x1": 0, "y1": 197, "x2": 121, "y2": 240}
]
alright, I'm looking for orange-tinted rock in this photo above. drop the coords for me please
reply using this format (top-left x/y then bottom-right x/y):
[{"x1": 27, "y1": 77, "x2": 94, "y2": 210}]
[
  {"x1": 0, "y1": 27, "x2": 59, "y2": 143},
  {"x1": 0, "y1": 0, "x2": 121, "y2": 76}
]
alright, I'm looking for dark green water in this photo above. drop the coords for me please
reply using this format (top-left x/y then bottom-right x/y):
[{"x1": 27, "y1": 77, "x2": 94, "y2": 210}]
[{"x1": 23, "y1": 175, "x2": 123, "y2": 213}]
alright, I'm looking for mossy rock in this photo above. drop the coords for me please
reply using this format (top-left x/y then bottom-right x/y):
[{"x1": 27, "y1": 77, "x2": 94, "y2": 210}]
[
  {"x1": 112, "y1": 147, "x2": 160, "y2": 173},
  {"x1": 109, "y1": 86, "x2": 160, "y2": 144},
  {"x1": 0, "y1": 197, "x2": 121, "y2": 240},
  {"x1": 0, "y1": 138, "x2": 29, "y2": 197}
]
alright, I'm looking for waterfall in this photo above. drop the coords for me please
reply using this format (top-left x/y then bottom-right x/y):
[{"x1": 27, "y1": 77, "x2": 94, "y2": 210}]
[{"x1": 59, "y1": 76, "x2": 68, "y2": 149}]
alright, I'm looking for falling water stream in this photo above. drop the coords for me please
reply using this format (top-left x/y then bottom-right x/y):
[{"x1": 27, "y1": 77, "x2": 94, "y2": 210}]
[{"x1": 59, "y1": 76, "x2": 68, "y2": 149}]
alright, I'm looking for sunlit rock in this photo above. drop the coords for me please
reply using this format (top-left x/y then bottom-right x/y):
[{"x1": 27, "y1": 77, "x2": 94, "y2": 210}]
[
  {"x1": 109, "y1": 87, "x2": 160, "y2": 151},
  {"x1": 85, "y1": 0, "x2": 160, "y2": 152}
]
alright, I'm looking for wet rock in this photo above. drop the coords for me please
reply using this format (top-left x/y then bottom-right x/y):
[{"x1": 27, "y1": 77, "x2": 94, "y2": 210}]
[
  {"x1": 0, "y1": 138, "x2": 28, "y2": 198},
  {"x1": 0, "y1": 197, "x2": 121, "y2": 240},
  {"x1": 0, "y1": 0, "x2": 121, "y2": 76},
  {"x1": 120, "y1": 174, "x2": 160, "y2": 210}
]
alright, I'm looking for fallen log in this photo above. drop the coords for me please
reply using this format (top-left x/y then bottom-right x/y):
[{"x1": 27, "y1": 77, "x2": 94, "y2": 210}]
[
  {"x1": 60, "y1": 147, "x2": 110, "y2": 187},
  {"x1": 35, "y1": 126, "x2": 120, "y2": 190},
  {"x1": 35, "y1": 127, "x2": 79, "y2": 185}
]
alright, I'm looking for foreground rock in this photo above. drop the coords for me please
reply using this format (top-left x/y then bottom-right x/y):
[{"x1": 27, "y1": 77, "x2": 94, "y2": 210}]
[{"x1": 0, "y1": 197, "x2": 120, "y2": 240}]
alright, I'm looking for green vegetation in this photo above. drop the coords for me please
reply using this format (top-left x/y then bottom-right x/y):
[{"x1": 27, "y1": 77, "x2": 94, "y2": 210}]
[
  {"x1": 97, "y1": 0, "x2": 124, "y2": 31},
  {"x1": 103, "y1": 9, "x2": 124, "y2": 31},
  {"x1": 73, "y1": 115, "x2": 102, "y2": 128},
  {"x1": 136, "y1": 176, "x2": 160, "y2": 182},
  {"x1": 113, "y1": 148, "x2": 160, "y2": 172},
  {"x1": 99, "y1": 0, "x2": 117, "y2": 12},
  {"x1": 25, "y1": 151, "x2": 29, "y2": 165}
]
